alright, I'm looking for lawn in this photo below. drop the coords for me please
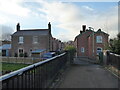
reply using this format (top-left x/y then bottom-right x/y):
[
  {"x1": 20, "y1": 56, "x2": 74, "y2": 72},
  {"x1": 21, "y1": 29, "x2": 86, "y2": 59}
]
[{"x1": 2, "y1": 62, "x2": 30, "y2": 75}]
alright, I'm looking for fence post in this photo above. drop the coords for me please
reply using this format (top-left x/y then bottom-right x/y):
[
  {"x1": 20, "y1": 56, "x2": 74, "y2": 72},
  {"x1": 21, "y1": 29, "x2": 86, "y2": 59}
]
[
  {"x1": 99, "y1": 52, "x2": 103, "y2": 65},
  {"x1": 106, "y1": 51, "x2": 110, "y2": 65}
]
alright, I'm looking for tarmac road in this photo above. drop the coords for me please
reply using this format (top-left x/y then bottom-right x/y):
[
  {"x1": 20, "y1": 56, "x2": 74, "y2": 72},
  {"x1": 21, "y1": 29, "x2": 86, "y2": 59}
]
[{"x1": 58, "y1": 58, "x2": 119, "y2": 88}]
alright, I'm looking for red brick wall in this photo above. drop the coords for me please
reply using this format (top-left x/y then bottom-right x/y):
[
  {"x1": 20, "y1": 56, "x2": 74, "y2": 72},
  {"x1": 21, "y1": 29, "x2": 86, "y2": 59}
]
[
  {"x1": 11, "y1": 35, "x2": 49, "y2": 57},
  {"x1": 88, "y1": 33, "x2": 109, "y2": 59},
  {"x1": 76, "y1": 31, "x2": 93, "y2": 57},
  {"x1": 75, "y1": 30, "x2": 109, "y2": 59}
]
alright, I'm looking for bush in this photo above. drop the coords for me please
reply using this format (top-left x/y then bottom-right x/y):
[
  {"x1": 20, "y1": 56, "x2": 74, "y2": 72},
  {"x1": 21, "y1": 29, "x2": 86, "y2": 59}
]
[
  {"x1": 19, "y1": 53, "x2": 24, "y2": 57},
  {"x1": 64, "y1": 45, "x2": 76, "y2": 54},
  {"x1": 24, "y1": 52, "x2": 28, "y2": 57},
  {"x1": 106, "y1": 32, "x2": 120, "y2": 55},
  {"x1": 14, "y1": 53, "x2": 18, "y2": 57},
  {"x1": 64, "y1": 45, "x2": 76, "y2": 64}
]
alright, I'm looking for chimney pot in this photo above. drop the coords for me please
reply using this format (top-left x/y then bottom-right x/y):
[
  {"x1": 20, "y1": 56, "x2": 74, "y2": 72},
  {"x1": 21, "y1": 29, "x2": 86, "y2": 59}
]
[{"x1": 80, "y1": 31, "x2": 83, "y2": 34}]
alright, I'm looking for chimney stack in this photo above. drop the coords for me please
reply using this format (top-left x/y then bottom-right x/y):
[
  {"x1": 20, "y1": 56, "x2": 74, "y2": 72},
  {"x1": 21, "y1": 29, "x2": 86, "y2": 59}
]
[
  {"x1": 82, "y1": 25, "x2": 86, "y2": 32},
  {"x1": 80, "y1": 30, "x2": 83, "y2": 34},
  {"x1": 48, "y1": 22, "x2": 51, "y2": 30},
  {"x1": 17, "y1": 23, "x2": 20, "y2": 31}
]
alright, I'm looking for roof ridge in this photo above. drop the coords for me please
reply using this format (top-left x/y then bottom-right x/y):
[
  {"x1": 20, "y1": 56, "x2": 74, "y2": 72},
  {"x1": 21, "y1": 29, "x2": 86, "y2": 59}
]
[{"x1": 19, "y1": 29, "x2": 49, "y2": 31}]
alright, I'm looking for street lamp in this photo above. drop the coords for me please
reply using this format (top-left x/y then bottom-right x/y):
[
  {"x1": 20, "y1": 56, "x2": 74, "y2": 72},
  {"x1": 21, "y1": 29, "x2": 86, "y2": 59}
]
[{"x1": 89, "y1": 27, "x2": 94, "y2": 57}]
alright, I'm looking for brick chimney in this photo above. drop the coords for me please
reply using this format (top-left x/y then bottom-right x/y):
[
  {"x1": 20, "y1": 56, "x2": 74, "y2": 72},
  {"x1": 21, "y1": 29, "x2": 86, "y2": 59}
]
[
  {"x1": 82, "y1": 25, "x2": 86, "y2": 32},
  {"x1": 17, "y1": 23, "x2": 20, "y2": 31},
  {"x1": 80, "y1": 30, "x2": 83, "y2": 34},
  {"x1": 48, "y1": 22, "x2": 51, "y2": 30}
]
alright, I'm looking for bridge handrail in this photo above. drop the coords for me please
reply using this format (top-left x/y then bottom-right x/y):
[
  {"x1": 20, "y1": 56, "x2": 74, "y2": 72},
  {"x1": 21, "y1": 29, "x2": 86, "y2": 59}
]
[{"x1": 0, "y1": 53, "x2": 66, "y2": 82}]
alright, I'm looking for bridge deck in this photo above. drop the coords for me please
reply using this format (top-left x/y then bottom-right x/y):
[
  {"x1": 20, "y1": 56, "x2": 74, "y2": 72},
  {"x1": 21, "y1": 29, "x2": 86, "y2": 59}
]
[{"x1": 58, "y1": 58, "x2": 119, "y2": 88}]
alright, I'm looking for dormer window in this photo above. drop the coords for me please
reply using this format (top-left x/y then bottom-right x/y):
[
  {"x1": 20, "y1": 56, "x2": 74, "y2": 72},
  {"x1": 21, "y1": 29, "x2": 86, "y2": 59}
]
[
  {"x1": 96, "y1": 36, "x2": 102, "y2": 43},
  {"x1": 19, "y1": 36, "x2": 24, "y2": 44}
]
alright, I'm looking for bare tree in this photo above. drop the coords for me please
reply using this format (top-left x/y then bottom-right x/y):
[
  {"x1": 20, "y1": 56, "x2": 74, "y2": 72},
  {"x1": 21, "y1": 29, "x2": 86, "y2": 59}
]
[{"x1": 0, "y1": 25, "x2": 14, "y2": 41}]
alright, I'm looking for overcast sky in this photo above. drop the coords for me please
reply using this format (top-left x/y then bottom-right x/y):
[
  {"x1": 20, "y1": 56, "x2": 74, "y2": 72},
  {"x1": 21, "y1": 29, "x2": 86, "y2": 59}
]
[{"x1": 0, "y1": 0, "x2": 119, "y2": 41}]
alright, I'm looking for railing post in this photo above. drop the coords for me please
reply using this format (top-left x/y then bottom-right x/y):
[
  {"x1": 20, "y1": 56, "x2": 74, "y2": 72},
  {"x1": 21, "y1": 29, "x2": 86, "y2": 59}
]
[
  {"x1": 1, "y1": 53, "x2": 67, "y2": 89},
  {"x1": 117, "y1": 55, "x2": 120, "y2": 71}
]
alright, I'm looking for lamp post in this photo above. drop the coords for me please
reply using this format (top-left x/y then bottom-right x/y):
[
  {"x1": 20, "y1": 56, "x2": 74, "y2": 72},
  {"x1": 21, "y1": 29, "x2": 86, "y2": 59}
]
[{"x1": 89, "y1": 27, "x2": 94, "y2": 57}]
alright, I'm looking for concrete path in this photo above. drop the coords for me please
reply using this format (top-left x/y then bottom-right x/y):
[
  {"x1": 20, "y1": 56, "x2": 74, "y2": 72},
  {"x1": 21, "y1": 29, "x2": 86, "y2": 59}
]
[{"x1": 58, "y1": 58, "x2": 119, "y2": 88}]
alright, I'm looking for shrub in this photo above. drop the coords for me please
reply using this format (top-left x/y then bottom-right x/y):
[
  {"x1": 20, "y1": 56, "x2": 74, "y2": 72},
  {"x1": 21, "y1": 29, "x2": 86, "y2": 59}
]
[
  {"x1": 19, "y1": 53, "x2": 24, "y2": 57},
  {"x1": 64, "y1": 45, "x2": 76, "y2": 64},
  {"x1": 14, "y1": 53, "x2": 18, "y2": 57},
  {"x1": 64, "y1": 45, "x2": 76, "y2": 54},
  {"x1": 24, "y1": 52, "x2": 28, "y2": 57}
]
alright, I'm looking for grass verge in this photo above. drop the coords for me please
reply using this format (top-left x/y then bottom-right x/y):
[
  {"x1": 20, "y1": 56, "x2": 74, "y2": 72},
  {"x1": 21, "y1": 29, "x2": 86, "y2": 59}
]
[{"x1": 1, "y1": 62, "x2": 30, "y2": 75}]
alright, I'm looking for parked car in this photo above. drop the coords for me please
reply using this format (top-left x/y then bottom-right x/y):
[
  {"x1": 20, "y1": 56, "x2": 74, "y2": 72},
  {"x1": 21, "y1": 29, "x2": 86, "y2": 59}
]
[{"x1": 42, "y1": 52, "x2": 56, "y2": 60}]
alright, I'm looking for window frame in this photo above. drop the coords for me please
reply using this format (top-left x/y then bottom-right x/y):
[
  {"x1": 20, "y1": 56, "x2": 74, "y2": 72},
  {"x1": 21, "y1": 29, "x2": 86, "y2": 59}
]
[
  {"x1": 19, "y1": 36, "x2": 24, "y2": 44},
  {"x1": 96, "y1": 36, "x2": 102, "y2": 43},
  {"x1": 81, "y1": 47, "x2": 85, "y2": 53},
  {"x1": 33, "y1": 36, "x2": 38, "y2": 44}
]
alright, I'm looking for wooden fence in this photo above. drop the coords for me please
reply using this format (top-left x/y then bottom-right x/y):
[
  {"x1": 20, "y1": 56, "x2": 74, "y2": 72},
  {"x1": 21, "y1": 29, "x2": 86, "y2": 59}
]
[{"x1": 1, "y1": 57, "x2": 43, "y2": 64}]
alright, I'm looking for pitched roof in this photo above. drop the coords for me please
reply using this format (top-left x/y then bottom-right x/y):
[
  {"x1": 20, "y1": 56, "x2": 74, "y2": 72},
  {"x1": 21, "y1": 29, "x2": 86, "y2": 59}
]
[
  {"x1": 12, "y1": 29, "x2": 49, "y2": 36},
  {"x1": 74, "y1": 30, "x2": 93, "y2": 41},
  {"x1": 96, "y1": 29, "x2": 109, "y2": 35},
  {"x1": 88, "y1": 30, "x2": 109, "y2": 37}
]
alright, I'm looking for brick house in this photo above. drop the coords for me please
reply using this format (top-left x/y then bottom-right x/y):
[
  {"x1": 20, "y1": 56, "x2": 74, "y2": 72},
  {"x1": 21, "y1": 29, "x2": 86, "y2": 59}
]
[
  {"x1": 74, "y1": 25, "x2": 109, "y2": 59},
  {"x1": 52, "y1": 38, "x2": 63, "y2": 51},
  {"x1": 11, "y1": 22, "x2": 62, "y2": 57},
  {"x1": 65, "y1": 41, "x2": 74, "y2": 46}
]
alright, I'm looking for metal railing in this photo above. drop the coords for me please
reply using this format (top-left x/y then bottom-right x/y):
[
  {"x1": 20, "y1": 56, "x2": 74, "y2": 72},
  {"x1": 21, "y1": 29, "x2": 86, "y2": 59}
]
[
  {"x1": 0, "y1": 52, "x2": 68, "y2": 89},
  {"x1": 106, "y1": 52, "x2": 120, "y2": 70}
]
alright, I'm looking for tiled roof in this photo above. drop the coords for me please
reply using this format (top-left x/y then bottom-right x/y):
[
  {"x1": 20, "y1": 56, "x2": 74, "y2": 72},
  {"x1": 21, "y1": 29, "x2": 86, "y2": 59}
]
[
  {"x1": 96, "y1": 30, "x2": 109, "y2": 35},
  {"x1": 74, "y1": 30, "x2": 93, "y2": 40},
  {"x1": 12, "y1": 29, "x2": 49, "y2": 36},
  {"x1": 88, "y1": 30, "x2": 109, "y2": 37}
]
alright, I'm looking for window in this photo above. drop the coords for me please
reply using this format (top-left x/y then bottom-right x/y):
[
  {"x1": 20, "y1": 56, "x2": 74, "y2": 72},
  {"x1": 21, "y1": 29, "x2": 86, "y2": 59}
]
[
  {"x1": 18, "y1": 48, "x2": 24, "y2": 57},
  {"x1": 81, "y1": 47, "x2": 85, "y2": 53},
  {"x1": 97, "y1": 47, "x2": 102, "y2": 55},
  {"x1": 33, "y1": 36, "x2": 38, "y2": 44},
  {"x1": 19, "y1": 49, "x2": 23, "y2": 54},
  {"x1": 19, "y1": 36, "x2": 24, "y2": 43},
  {"x1": 96, "y1": 36, "x2": 102, "y2": 43}
]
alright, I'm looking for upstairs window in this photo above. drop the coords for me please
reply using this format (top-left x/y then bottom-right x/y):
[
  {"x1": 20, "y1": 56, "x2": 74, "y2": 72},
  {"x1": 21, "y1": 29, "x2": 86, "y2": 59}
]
[
  {"x1": 33, "y1": 36, "x2": 38, "y2": 44},
  {"x1": 96, "y1": 36, "x2": 102, "y2": 43},
  {"x1": 81, "y1": 47, "x2": 85, "y2": 53},
  {"x1": 19, "y1": 36, "x2": 24, "y2": 43}
]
